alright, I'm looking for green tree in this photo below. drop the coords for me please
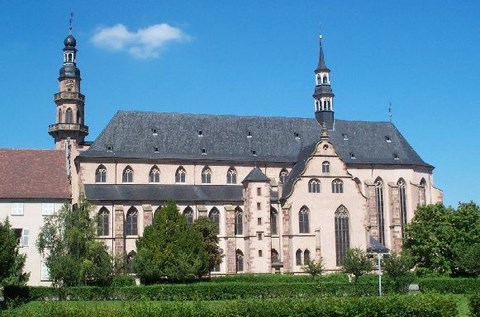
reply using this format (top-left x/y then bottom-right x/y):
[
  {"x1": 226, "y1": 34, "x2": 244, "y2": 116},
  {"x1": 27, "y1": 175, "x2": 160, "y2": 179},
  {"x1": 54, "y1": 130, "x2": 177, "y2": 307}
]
[
  {"x1": 342, "y1": 248, "x2": 373, "y2": 283},
  {"x1": 37, "y1": 196, "x2": 113, "y2": 287},
  {"x1": 302, "y1": 258, "x2": 324, "y2": 279},
  {"x1": 192, "y1": 217, "x2": 223, "y2": 276},
  {"x1": 134, "y1": 200, "x2": 209, "y2": 284},
  {"x1": 383, "y1": 252, "x2": 414, "y2": 292},
  {"x1": 0, "y1": 218, "x2": 29, "y2": 286},
  {"x1": 403, "y1": 202, "x2": 480, "y2": 276}
]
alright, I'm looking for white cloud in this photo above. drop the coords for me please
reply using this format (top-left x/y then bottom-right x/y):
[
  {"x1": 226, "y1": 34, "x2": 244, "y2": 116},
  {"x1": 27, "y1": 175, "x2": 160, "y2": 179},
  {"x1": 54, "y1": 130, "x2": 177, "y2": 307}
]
[{"x1": 91, "y1": 23, "x2": 189, "y2": 59}]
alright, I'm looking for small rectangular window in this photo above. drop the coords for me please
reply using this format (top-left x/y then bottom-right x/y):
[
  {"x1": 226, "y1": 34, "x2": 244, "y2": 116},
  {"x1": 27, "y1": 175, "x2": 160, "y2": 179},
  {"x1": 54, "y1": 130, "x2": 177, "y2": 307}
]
[
  {"x1": 256, "y1": 202, "x2": 261, "y2": 210},
  {"x1": 11, "y1": 203, "x2": 24, "y2": 216},
  {"x1": 257, "y1": 217, "x2": 262, "y2": 225},
  {"x1": 257, "y1": 187, "x2": 262, "y2": 196},
  {"x1": 257, "y1": 232, "x2": 263, "y2": 240},
  {"x1": 41, "y1": 261, "x2": 51, "y2": 281},
  {"x1": 21, "y1": 229, "x2": 29, "y2": 247},
  {"x1": 258, "y1": 250, "x2": 263, "y2": 257},
  {"x1": 42, "y1": 203, "x2": 54, "y2": 216}
]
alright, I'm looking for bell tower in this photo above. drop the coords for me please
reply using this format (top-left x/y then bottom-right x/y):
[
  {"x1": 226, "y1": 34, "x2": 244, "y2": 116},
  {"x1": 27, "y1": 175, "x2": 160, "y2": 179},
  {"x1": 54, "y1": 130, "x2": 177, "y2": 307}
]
[
  {"x1": 313, "y1": 35, "x2": 335, "y2": 130},
  {"x1": 48, "y1": 17, "x2": 88, "y2": 150}
]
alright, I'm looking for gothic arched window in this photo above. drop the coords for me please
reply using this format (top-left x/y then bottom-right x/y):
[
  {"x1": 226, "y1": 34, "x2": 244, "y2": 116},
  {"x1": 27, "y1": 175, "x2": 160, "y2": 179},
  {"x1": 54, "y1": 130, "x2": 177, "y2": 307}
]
[
  {"x1": 95, "y1": 165, "x2": 107, "y2": 183},
  {"x1": 97, "y1": 207, "x2": 109, "y2": 236},
  {"x1": 236, "y1": 250, "x2": 244, "y2": 272},
  {"x1": 271, "y1": 249, "x2": 280, "y2": 263},
  {"x1": 183, "y1": 207, "x2": 194, "y2": 226},
  {"x1": 126, "y1": 251, "x2": 136, "y2": 273},
  {"x1": 335, "y1": 205, "x2": 350, "y2": 266},
  {"x1": 209, "y1": 207, "x2": 220, "y2": 229},
  {"x1": 295, "y1": 249, "x2": 302, "y2": 266},
  {"x1": 304, "y1": 249, "x2": 311, "y2": 264},
  {"x1": 419, "y1": 178, "x2": 426, "y2": 206},
  {"x1": 234, "y1": 207, "x2": 243, "y2": 235},
  {"x1": 122, "y1": 166, "x2": 134, "y2": 183},
  {"x1": 322, "y1": 161, "x2": 330, "y2": 174},
  {"x1": 375, "y1": 178, "x2": 385, "y2": 245},
  {"x1": 175, "y1": 166, "x2": 186, "y2": 183},
  {"x1": 279, "y1": 168, "x2": 288, "y2": 184},
  {"x1": 125, "y1": 207, "x2": 138, "y2": 236},
  {"x1": 149, "y1": 166, "x2": 160, "y2": 183},
  {"x1": 226, "y1": 167, "x2": 237, "y2": 184},
  {"x1": 201, "y1": 166, "x2": 212, "y2": 184},
  {"x1": 332, "y1": 179, "x2": 344, "y2": 193},
  {"x1": 299, "y1": 206, "x2": 310, "y2": 233},
  {"x1": 66, "y1": 108, "x2": 73, "y2": 123},
  {"x1": 308, "y1": 179, "x2": 321, "y2": 193},
  {"x1": 398, "y1": 179, "x2": 407, "y2": 237},
  {"x1": 270, "y1": 207, "x2": 278, "y2": 235}
]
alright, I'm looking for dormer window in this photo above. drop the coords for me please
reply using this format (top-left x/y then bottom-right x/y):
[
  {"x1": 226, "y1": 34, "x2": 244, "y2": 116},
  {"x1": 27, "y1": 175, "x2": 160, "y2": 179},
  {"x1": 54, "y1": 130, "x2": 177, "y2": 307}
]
[
  {"x1": 106, "y1": 145, "x2": 113, "y2": 152},
  {"x1": 350, "y1": 153, "x2": 356, "y2": 160},
  {"x1": 247, "y1": 131, "x2": 252, "y2": 138},
  {"x1": 154, "y1": 147, "x2": 159, "y2": 153},
  {"x1": 251, "y1": 150, "x2": 257, "y2": 156},
  {"x1": 152, "y1": 128, "x2": 157, "y2": 135},
  {"x1": 394, "y1": 153, "x2": 400, "y2": 160},
  {"x1": 343, "y1": 134, "x2": 348, "y2": 141},
  {"x1": 385, "y1": 136, "x2": 391, "y2": 143},
  {"x1": 201, "y1": 148, "x2": 207, "y2": 155},
  {"x1": 294, "y1": 132, "x2": 300, "y2": 139},
  {"x1": 198, "y1": 130, "x2": 203, "y2": 137}
]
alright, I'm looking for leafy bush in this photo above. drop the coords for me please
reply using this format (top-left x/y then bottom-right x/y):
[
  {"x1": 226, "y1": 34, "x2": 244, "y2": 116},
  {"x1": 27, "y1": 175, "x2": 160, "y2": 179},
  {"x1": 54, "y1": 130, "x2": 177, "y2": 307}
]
[
  {"x1": 471, "y1": 293, "x2": 480, "y2": 317},
  {"x1": 111, "y1": 275, "x2": 136, "y2": 287}
]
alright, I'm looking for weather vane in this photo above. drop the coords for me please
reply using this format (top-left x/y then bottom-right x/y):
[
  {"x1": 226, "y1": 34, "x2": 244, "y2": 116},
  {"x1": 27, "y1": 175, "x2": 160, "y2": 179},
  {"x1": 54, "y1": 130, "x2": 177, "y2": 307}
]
[{"x1": 69, "y1": 12, "x2": 74, "y2": 34}]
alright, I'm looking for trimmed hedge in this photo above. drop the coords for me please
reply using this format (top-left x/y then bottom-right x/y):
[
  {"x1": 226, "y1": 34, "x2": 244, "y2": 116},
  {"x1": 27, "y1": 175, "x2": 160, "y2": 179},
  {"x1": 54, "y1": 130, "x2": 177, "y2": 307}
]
[
  {"x1": 29, "y1": 281, "x2": 386, "y2": 301},
  {"x1": 2, "y1": 295, "x2": 457, "y2": 317},
  {"x1": 418, "y1": 277, "x2": 480, "y2": 294}
]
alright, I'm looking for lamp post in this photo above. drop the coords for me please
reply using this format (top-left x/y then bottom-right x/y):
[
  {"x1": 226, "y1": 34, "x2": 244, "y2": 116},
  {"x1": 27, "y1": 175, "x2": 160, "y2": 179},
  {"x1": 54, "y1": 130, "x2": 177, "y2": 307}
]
[{"x1": 367, "y1": 236, "x2": 389, "y2": 297}]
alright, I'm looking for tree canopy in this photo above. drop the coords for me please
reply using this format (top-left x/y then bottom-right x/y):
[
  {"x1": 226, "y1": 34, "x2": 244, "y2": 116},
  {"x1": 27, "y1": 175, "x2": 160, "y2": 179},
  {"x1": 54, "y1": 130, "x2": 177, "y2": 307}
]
[
  {"x1": 0, "y1": 217, "x2": 29, "y2": 286},
  {"x1": 403, "y1": 202, "x2": 480, "y2": 276},
  {"x1": 342, "y1": 248, "x2": 373, "y2": 282},
  {"x1": 134, "y1": 200, "x2": 210, "y2": 283},
  {"x1": 36, "y1": 196, "x2": 113, "y2": 287}
]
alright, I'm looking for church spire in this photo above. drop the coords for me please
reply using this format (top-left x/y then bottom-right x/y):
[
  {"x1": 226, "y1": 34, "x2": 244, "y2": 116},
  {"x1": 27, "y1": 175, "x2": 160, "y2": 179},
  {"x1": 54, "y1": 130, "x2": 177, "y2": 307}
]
[
  {"x1": 48, "y1": 16, "x2": 89, "y2": 150},
  {"x1": 313, "y1": 35, "x2": 335, "y2": 130}
]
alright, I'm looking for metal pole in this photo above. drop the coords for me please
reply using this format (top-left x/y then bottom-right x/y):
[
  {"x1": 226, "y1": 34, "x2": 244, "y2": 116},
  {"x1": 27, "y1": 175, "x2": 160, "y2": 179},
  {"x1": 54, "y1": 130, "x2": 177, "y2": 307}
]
[{"x1": 378, "y1": 253, "x2": 382, "y2": 296}]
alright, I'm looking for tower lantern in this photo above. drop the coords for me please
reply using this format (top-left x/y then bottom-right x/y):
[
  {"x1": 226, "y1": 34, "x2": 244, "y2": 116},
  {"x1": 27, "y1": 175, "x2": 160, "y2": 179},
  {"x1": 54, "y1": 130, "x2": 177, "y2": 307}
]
[{"x1": 313, "y1": 35, "x2": 335, "y2": 130}]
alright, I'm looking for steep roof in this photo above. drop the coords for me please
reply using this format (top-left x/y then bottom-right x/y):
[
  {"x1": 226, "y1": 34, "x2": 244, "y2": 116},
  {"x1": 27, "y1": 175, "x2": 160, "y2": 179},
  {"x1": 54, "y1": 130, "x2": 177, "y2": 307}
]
[
  {"x1": 0, "y1": 149, "x2": 70, "y2": 199},
  {"x1": 80, "y1": 111, "x2": 431, "y2": 169},
  {"x1": 242, "y1": 167, "x2": 270, "y2": 183},
  {"x1": 85, "y1": 184, "x2": 243, "y2": 203}
]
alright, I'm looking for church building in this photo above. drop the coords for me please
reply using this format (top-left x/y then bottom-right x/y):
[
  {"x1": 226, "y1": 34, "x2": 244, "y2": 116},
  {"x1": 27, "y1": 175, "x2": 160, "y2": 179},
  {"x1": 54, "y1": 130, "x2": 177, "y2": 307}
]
[{"x1": 47, "y1": 30, "x2": 443, "y2": 275}]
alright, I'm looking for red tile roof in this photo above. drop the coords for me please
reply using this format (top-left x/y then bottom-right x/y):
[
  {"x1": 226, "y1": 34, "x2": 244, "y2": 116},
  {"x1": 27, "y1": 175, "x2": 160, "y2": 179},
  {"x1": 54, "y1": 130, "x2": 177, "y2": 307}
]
[{"x1": 0, "y1": 149, "x2": 71, "y2": 199}]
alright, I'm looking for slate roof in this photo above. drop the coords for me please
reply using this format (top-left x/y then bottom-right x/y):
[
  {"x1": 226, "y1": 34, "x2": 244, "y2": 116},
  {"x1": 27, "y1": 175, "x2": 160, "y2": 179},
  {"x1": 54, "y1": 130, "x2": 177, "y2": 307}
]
[
  {"x1": 0, "y1": 149, "x2": 70, "y2": 199},
  {"x1": 84, "y1": 184, "x2": 243, "y2": 203},
  {"x1": 242, "y1": 167, "x2": 271, "y2": 183},
  {"x1": 80, "y1": 111, "x2": 431, "y2": 170}
]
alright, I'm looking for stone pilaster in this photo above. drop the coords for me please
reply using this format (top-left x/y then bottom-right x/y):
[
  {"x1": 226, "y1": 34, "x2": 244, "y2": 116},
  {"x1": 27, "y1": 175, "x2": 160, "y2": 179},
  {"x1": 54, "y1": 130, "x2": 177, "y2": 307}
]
[
  {"x1": 281, "y1": 203, "x2": 292, "y2": 272},
  {"x1": 114, "y1": 205, "x2": 125, "y2": 256},
  {"x1": 315, "y1": 228, "x2": 322, "y2": 261},
  {"x1": 142, "y1": 204, "x2": 153, "y2": 228},
  {"x1": 365, "y1": 181, "x2": 378, "y2": 240},
  {"x1": 224, "y1": 204, "x2": 236, "y2": 274},
  {"x1": 388, "y1": 183, "x2": 402, "y2": 252},
  {"x1": 197, "y1": 205, "x2": 207, "y2": 218}
]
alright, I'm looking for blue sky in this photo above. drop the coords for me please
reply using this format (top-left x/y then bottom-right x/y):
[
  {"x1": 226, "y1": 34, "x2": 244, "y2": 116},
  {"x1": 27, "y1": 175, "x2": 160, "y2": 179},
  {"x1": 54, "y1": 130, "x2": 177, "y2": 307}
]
[{"x1": 0, "y1": 1, "x2": 478, "y2": 207}]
